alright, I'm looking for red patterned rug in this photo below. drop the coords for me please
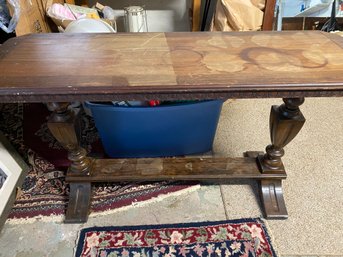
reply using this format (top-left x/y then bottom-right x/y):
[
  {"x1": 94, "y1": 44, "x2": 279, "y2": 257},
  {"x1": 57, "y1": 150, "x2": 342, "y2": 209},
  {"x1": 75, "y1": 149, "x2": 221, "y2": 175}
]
[
  {"x1": 0, "y1": 103, "x2": 198, "y2": 221},
  {"x1": 75, "y1": 218, "x2": 277, "y2": 257}
]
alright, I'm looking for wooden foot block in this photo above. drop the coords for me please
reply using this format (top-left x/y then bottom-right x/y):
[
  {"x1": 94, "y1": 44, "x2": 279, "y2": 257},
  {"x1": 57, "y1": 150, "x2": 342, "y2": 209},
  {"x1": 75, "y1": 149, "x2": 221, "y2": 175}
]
[
  {"x1": 65, "y1": 182, "x2": 91, "y2": 223},
  {"x1": 260, "y1": 179, "x2": 288, "y2": 219}
]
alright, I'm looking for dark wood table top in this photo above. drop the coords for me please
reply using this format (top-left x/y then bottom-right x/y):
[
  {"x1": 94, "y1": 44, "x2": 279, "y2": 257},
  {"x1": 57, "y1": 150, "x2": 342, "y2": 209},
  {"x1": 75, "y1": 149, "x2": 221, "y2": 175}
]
[{"x1": 1, "y1": 31, "x2": 343, "y2": 102}]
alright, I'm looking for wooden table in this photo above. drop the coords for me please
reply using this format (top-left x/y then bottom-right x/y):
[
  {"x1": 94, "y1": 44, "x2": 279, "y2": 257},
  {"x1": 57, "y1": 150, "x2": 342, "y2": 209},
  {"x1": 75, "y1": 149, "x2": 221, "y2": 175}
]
[{"x1": 1, "y1": 31, "x2": 343, "y2": 223}]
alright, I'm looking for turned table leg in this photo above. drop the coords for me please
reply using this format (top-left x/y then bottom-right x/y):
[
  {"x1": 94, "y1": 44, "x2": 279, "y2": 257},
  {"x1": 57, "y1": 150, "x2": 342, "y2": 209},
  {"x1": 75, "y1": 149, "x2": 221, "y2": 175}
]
[
  {"x1": 257, "y1": 98, "x2": 305, "y2": 219},
  {"x1": 46, "y1": 102, "x2": 92, "y2": 223}
]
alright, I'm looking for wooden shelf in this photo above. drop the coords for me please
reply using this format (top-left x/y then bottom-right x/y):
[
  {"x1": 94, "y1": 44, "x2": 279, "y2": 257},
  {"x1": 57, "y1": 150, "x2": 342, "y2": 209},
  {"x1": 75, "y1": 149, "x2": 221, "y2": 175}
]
[{"x1": 295, "y1": 0, "x2": 333, "y2": 17}]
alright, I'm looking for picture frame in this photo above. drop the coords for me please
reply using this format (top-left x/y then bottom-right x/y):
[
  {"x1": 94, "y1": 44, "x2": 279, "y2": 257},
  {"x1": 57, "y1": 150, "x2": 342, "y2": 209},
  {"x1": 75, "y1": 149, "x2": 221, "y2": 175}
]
[{"x1": 0, "y1": 132, "x2": 29, "y2": 231}]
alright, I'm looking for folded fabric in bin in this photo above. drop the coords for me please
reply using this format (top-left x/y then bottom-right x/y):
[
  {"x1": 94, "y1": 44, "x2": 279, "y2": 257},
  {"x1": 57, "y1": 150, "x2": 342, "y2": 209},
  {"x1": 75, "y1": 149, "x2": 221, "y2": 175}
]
[{"x1": 85, "y1": 100, "x2": 223, "y2": 158}]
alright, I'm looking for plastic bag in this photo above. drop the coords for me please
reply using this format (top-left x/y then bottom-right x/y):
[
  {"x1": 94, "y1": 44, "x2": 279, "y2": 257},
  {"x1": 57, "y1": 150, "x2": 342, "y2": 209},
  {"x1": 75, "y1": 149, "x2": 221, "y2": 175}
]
[
  {"x1": 321, "y1": 0, "x2": 341, "y2": 32},
  {"x1": 0, "y1": 0, "x2": 20, "y2": 33}
]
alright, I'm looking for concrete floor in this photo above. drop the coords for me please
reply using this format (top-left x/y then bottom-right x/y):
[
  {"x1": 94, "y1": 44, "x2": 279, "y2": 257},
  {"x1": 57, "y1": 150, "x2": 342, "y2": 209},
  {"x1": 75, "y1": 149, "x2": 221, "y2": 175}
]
[{"x1": 0, "y1": 98, "x2": 342, "y2": 256}]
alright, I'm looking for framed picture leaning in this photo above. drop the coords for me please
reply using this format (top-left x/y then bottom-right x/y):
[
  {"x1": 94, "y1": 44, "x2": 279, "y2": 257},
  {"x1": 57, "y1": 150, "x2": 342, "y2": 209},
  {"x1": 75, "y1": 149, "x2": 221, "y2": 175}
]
[{"x1": 0, "y1": 132, "x2": 29, "y2": 231}]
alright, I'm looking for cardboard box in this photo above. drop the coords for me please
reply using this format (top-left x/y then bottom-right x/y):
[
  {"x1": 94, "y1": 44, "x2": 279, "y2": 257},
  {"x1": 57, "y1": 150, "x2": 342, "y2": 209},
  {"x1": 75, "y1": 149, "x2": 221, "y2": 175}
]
[
  {"x1": 46, "y1": 2, "x2": 115, "y2": 30},
  {"x1": 8, "y1": 0, "x2": 74, "y2": 36},
  {"x1": 9, "y1": 0, "x2": 113, "y2": 34},
  {"x1": 48, "y1": 16, "x2": 74, "y2": 29},
  {"x1": 12, "y1": 0, "x2": 51, "y2": 35}
]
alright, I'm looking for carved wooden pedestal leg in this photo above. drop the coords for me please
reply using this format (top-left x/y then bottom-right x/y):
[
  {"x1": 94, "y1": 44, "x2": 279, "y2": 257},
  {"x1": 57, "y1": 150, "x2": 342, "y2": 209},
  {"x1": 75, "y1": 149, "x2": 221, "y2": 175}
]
[
  {"x1": 46, "y1": 103, "x2": 92, "y2": 223},
  {"x1": 257, "y1": 98, "x2": 305, "y2": 219}
]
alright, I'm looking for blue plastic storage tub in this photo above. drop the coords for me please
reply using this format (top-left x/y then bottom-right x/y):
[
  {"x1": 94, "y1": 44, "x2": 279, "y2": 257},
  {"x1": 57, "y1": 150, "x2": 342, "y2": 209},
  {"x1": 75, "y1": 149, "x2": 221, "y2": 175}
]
[{"x1": 85, "y1": 100, "x2": 223, "y2": 158}]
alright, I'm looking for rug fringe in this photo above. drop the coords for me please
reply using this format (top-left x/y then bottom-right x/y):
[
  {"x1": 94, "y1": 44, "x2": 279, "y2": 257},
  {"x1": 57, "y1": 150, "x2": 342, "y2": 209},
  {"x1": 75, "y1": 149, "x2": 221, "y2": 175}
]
[
  {"x1": 5, "y1": 214, "x2": 64, "y2": 225},
  {"x1": 260, "y1": 218, "x2": 280, "y2": 257},
  {"x1": 89, "y1": 184, "x2": 201, "y2": 218},
  {"x1": 6, "y1": 184, "x2": 201, "y2": 225}
]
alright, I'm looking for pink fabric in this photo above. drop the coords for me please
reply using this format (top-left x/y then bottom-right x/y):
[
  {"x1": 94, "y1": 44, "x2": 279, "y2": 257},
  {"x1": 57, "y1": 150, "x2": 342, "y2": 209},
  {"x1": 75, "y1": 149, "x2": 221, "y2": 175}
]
[{"x1": 48, "y1": 3, "x2": 78, "y2": 20}]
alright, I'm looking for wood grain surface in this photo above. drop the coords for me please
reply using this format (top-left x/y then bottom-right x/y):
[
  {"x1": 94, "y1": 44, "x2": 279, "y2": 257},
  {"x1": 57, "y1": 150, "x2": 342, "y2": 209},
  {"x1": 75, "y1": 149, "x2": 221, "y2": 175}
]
[
  {"x1": 1, "y1": 31, "x2": 343, "y2": 102},
  {"x1": 66, "y1": 157, "x2": 287, "y2": 182}
]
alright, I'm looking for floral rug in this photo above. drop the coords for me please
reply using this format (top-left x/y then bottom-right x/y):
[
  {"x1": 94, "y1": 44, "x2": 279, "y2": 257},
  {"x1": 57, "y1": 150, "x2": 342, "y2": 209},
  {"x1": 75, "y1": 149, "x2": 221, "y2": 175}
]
[
  {"x1": 0, "y1": 103, "x2": 198, "y2": 222},
  {"x1": 75, "y1": 218, "x2": 277, "y2": 257}
]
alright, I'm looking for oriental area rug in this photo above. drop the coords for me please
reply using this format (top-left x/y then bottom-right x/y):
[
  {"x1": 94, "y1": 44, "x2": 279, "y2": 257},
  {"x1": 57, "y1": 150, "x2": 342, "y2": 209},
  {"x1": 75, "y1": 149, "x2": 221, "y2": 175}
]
[
  {"x1": 0, "y1": 103, "x2": 198, "y2": 222},
  {"x1": 75, "y1": 218, "x2": 277, "y2": 257}
]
